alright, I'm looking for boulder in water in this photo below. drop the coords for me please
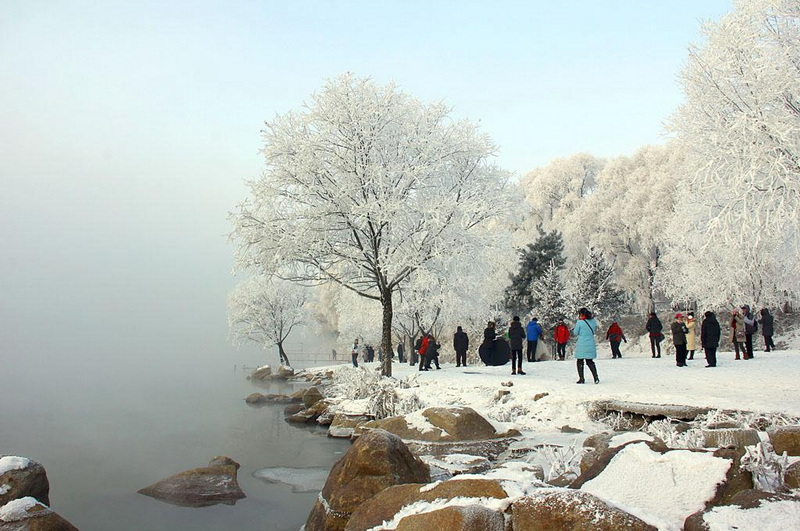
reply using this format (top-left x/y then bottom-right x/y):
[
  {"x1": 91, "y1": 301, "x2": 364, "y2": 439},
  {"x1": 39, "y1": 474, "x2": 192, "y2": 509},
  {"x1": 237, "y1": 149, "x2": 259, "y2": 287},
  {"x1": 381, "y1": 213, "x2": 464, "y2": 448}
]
[{"x1": 137, "y1": 456, "x2": 245, "y2": 508}]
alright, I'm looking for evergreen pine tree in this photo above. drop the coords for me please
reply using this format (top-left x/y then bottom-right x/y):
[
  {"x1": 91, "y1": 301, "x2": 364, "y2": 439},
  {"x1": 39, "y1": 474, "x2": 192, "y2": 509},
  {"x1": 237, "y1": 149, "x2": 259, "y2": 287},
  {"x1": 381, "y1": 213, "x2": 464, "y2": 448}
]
[
  {"x1": 530, "y1": 260, "x2": 568, "y2": 330},
  {"x1": 566, "y1": 248, "x2": 627, "y2": 320},
  {"x1": 505, "y1": 227, "x2": 566, "y2": 314}
]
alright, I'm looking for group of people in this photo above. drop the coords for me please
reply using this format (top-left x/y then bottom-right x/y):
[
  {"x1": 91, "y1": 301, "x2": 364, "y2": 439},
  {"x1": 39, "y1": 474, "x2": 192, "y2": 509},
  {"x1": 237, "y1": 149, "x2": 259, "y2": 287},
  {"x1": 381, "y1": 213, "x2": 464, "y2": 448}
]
[{"x1": 646, "y1": 306, "x2": 776, "y2": 368}]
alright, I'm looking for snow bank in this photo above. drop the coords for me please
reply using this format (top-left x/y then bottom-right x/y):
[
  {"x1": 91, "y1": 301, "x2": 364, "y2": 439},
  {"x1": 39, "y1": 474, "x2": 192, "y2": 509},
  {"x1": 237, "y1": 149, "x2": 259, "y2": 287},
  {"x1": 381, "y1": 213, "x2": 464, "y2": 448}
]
[
  {"x1": 701, "y1": 499, "x2": 800, "y2": 530},
  {"x1": 581, "y1": 442, "x2": 731, "y2": 530},
  {"x1": 0, "y1": 497, "x2": 40, "y2": 523}
]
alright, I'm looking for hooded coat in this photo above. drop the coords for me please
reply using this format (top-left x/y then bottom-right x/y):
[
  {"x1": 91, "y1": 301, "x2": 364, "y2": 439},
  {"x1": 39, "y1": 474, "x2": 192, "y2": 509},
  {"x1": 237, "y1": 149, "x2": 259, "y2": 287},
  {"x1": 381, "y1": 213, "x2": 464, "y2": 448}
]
[
  {"x1": 573, "y1": 318, "x2": 598, "y2": 359},
  {"x1": 760, "y1": 309, "x2": 775, "y2": 337},
  {"x1": 508, "y1": 320, "x2": 526, "y2": 350},
  {"x1": 646, "y1": 315, "x2": 663, "y2": 336},
  {"x1": 701, "y1": 311, "x2": 721, "y2": 349}
]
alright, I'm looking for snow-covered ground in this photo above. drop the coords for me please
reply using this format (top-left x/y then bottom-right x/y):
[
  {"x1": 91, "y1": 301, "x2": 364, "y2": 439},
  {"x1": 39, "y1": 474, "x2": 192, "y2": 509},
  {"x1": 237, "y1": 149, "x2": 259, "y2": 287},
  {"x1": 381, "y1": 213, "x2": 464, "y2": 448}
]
[{"x1": 304, "y1": 348, "x2": 800, "y2": 530}]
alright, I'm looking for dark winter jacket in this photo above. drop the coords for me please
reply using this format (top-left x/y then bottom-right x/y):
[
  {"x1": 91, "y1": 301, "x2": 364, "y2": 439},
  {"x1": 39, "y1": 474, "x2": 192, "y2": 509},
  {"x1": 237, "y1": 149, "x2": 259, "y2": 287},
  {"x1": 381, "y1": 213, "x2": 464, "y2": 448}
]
[
  {"x1": 671, "y1": 321, "x2": 689, "y2": 345},
  {"x1": 646, "y1": 315, "x2": 663, "y2": 337},
  {"x1": 701, "y1": 311, "x2": 721, "y2": 349},
  {"x1": 606, "y1": 323, "x2": 626, "y2": 343},
  {"x1": 483, "y1": 326, "x2": 496, "y2": 344},
  {"x1": 742, "y1": 305, "x2": 758, "y2": 335},
  {"x1": 453, "y1": 330, "x2": 469, "y2": 352},
  {"x1": 526, "y1": 320, "x2": 543, "y2": 341},
  {"x1": 508, "y1": 320, "x2": 526, "y2": 350},
  {"x1": 759, "y1": 309, "x2": 774, "y2": 336}
]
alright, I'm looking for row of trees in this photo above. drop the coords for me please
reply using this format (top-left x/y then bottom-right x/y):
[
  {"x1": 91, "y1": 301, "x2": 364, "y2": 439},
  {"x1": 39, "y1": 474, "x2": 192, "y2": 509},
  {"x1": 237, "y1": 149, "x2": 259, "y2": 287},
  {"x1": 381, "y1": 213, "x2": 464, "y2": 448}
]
[{"x1": 228, "y1": 0, "x2": 799, "y2": 372}]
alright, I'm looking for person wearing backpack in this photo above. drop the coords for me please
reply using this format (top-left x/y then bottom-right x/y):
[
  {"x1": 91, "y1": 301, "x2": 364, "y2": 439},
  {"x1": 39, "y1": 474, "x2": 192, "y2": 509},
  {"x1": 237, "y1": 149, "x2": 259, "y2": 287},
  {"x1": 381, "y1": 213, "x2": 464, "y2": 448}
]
[
  {"x1": 646, "y1": 312, "x2": 663, "y2": 358},
  {"x1": 573, "y1": 308, "x2": 599, "y2": 384}
]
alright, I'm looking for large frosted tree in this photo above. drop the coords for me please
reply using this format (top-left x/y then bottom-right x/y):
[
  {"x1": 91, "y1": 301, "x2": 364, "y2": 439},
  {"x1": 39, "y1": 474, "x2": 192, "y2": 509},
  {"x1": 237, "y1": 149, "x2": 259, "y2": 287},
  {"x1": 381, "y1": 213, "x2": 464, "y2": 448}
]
[
  {"x1": 230, "y1": 74, "x2": 510, "y2": 376},
  {"x1": 666, "y1": 0, "x2": 800, "y2": 304}
]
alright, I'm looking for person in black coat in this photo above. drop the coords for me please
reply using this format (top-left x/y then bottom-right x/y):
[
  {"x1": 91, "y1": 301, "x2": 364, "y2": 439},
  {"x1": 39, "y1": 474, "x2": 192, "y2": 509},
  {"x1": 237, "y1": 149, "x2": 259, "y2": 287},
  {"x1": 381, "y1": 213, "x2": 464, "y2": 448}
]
[
  {"x1": 453, "y1": 326, "x2": 469, "y2": 367},
  {"x1": 701, "y1": 311, "x2": 721, "y2": 367},
  {"x1": 646, "y1": 313, "x2": 663, "y2": 358},
  {"x1": 671, "y1": 313, "x2": 690, "y2": 367},
  {"x1": 507, "y1": 315, "x2": 527, "y2": 375},
  {"x1": 760, "y1": 308, "x2": 776, "y2": 352}
]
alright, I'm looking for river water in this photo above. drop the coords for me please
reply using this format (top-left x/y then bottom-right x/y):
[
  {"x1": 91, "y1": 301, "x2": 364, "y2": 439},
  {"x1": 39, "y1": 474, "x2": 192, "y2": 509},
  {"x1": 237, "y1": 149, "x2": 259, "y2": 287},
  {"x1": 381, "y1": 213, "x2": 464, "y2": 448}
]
[{"x1": 0, "y1": 348, "x2": 350, "y2": 530}]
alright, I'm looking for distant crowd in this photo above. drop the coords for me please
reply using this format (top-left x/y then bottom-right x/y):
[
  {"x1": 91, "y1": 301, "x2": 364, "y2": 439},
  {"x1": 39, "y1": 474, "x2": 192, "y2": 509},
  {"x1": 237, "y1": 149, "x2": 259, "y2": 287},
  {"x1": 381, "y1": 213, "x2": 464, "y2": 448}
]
[{"x1": 346, "y1": 305, "x2": 778, "y2": 384}]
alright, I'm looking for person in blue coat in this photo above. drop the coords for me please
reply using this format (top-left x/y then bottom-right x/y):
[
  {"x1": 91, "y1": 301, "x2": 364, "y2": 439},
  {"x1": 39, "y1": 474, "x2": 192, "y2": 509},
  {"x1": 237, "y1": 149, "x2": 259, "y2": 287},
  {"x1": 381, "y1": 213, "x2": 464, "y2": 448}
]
[
  {"x1": 573, "y1": 307, "x2": 599, "y2": 384},
  {"x1": 526, "y1": 317, "x2": 543, "y2": 362}
]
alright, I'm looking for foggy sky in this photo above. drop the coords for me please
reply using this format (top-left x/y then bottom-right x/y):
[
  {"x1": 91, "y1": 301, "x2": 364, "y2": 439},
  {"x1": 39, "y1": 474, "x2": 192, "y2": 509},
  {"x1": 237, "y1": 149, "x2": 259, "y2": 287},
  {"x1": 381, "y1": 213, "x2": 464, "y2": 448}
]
[{"x1": 0, "y1": 1, "x2": 732, "y2": 368}]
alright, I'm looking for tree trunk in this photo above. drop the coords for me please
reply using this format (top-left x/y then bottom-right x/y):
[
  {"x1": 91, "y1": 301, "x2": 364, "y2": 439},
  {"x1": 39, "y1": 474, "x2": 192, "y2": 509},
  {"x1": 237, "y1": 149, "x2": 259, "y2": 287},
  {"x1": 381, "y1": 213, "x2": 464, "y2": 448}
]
[
  {"x1": 277, "y1": 341, "x2": 291, "y2": 366},
  {"x1": 381, "y1": 290, "x2": 393, "y2": 377}
]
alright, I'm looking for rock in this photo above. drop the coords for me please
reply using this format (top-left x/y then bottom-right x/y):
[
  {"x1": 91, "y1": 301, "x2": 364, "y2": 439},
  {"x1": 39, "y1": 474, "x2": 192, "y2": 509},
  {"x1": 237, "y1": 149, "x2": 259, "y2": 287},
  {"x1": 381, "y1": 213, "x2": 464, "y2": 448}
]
[
  {"x1": 702, "y1": 428, "x2": 760, "y2": 449},
  {"x1": 284, "y1": 403, "x2": 306, "y2": 416},
  {"x1": 590, "y1": 399, "x2": 711, "y2": 421},
  {"x1": 684, "y1": 490, "x2": 800, "y2": 531},
  {"x1": 0, "y1": 456, "x2": 50, "y2": 507},
  {"x1": 560, "y1": 425, "x2": 582, "y2": 434},
  {"x1": 706, "y1": 421, "x2": 742, "y2": 430},
  {"x1": 303, "y1": 387, "x2": 324, "y2": 408},
  {"x1": 286, "y1": 409, "x2": 319, "y2": 424},
  {"x1": 137, "y1": 456, "x2": 245, "y2": 507},
  {"x1": 421, "y1": 454, "x2": 492, "y2": 476},
  {"x1": 573, "y1": 439, "x2": 669, "y2": 488},
  {"x1": 511, "y1": 490, "x2": 656, "y2": 531},
  {"x1": 533, "y1": 392, "x2": 549, "y2": 401},
  {"x1": 786, "y1": 461, "x2": 800, "y2": 489},
  {"x1": 0, "y1": 497, "x2": 78, "y2": 531},
  {"x1": 361, "y1": 407, "x2": 511, "y2": 443},
  {"x1": 500, "y1": 381, "x2": 513, "y2": 387},
  {"x1": 769, "y1": 425, "x2": 800, "y2": 456},
  {"x1": 250, "y1": 365, "x2": 272, "y2": 380},
  {"x1": 707, "y1": 447, "x2": 753, "y2": 506},
  {"x1": 275, "y1": 364, "x2": 295, "y2": 379},
  {"x1": 328, "y1": 413, "x2": 372, "y2": 438},
  {"x1": 493, "y1": 389, "x2": 511, "y2": 402},
  {"x1": 394, "y1": 504, "x2": 505, "y2": 531},
  {"x1": 344, "y1": 478, "x2": 507, "y2": 531},
  {"x1": 305, "y1": 429, "x2": 429, "y2": 531},
  {"x1": 245, "y1": 392, "x2": 300, "y2": 405},
  {"x1": 290, "y1": 389, "x2": 306, "y2": 401}
]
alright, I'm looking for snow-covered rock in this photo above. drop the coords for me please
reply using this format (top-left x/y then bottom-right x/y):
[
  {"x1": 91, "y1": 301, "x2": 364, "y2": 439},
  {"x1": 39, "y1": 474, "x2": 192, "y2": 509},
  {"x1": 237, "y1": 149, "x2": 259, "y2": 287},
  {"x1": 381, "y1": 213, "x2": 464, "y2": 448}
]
[
  {"x1": 0, "y1": 496, "x2": 78, "y2": 530},
  {"x1": 137, "y1": 456, "x2": 245, "y2": 508},
  {"x1": 684, "y1": 490, "x2": 800, "y2": 531},
  {"x1": 0, "y1": 456, "x2": 49, "y2": 508}
]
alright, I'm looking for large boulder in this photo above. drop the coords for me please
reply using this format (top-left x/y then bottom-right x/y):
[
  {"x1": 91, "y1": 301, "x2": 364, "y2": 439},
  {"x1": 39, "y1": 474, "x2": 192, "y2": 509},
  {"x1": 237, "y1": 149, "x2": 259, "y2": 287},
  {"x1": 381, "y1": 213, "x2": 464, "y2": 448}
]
[
  {"x1": 137, "y1": 456, "x2": 245, "y2": 508},
  {"x1": 303, "y1": 387, "x2": 324, "y2": 408},
  {"x1": 345, "y1": 478, "x2": 507, "y2": 531},
  {"x1": 572, "y1": 439, "x2": 668, "y2": 489},
  {"x1": 394, "y1": 504, "x2": 505, "y2": 531},
  {"x1": 769, "y1": 425, "x2": 800, "y2": 456},
  {"x1": 0, "y1": 457, "x2": 49, "y2": 507},
  {"x1": 511, "y1": 490, "x2": 656, "y2": 531},
  {"x1": 706, "y1": 447, "x2": 753, "y2": 506},
  {"x1": 250, "y1": 365, "x2": 272, "y2": 380},
  {"x1": 275, "y1": 364, "x2": 295, "y2": 379},
  {"x1": 305, "y1": 430, "x2": 430, "y2": 531},
  {"x1": 590, "y1": 400, "x2": 711, "y2": 422},
  {"x1": 684, "y1": 490, "x2": 800, "y2": 531},
  {"x1": 244, "y1": 392, "x2": 300, "y2": 405},
  {"x1": 328, "y1": 413, "x2": 372, "y2": 439},
  {"x1": 786, "y1": 460, "x2": 800, "y2": 489},
  {"x1": 0, "y1": 497, "x2": 78, "y2": 531}
]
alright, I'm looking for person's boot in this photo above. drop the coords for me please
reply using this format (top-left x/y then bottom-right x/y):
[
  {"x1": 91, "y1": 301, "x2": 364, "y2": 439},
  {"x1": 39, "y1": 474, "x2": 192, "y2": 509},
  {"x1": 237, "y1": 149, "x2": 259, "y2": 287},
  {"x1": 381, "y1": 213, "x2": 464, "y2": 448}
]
[
  {"x1": 589, "y1": 364, "x2": 599, "y2": 384},
  {"x1": 576, "y1": 364, "x2": 585, "y2": 384},
  {"x1": 518, "y1": 364, "x2": 526, "y2": 375}
]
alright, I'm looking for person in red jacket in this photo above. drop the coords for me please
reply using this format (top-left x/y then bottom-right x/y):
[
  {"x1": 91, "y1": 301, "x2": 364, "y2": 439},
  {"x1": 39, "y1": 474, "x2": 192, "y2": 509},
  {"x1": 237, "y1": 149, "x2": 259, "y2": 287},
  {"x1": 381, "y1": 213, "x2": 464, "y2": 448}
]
[
  {"x1": 606, "y1": 321, "x2": 627, "y2": 358},
  {"x1": 553, "y1": 319, "x2": 570, "y2": 360}
]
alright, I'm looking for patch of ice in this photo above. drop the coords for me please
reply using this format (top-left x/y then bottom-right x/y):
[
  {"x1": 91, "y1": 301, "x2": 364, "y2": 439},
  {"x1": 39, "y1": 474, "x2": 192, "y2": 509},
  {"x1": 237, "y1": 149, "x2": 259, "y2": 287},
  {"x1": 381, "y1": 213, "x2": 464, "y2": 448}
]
[
  {"x1": 252, "y1": 467, "x2": 329, "y2": 493},
  {"x1": 0, "y1": 456, "x2": 30, "y2": 476},
  {"x1": 582, "y1": 442, "x2": 731, "y2": 531},
  {"x1": 0, "y1": 497, "x2": 41, "y2": 522},
  {"x1": 609, "y1": 431, "x2": 655, "y2": 448},
  {"x1": 701, "y1": 500, "x2": 800, "y2": 530}
]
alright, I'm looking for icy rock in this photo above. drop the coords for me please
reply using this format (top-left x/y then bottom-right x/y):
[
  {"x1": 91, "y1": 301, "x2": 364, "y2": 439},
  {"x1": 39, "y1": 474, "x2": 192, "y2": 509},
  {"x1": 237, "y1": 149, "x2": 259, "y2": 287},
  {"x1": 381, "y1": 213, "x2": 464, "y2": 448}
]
[
  {"x1": 344, "y1": 478, "x2": 507, "y2": 531},
  {"x1": 768, "y1": 425, "x2": 800, "y2": 456},
  {"x1": 302, "y1": 386, "x2": 324, "y2": 408},
  {"x1": 702, "y1": 428, "x2": 760, "y2": 449},
  {"x1": 304, "y1": 429, "x2": 429, "y2": 531},
  {"x1": 0, "y1": 456, "x2": 49, "y2": 507},
  {"x1": 275, "y1": 364, "x2": 295, "y2": 379},
  {"x1": 0, "y1": 497, "x2": 78, "y2": 530},
  {"x1": 707, "y1": 447, "x2": 754, "y2": 506},
  {"x1": 137, "y1": 456, "x2": 245, "y2": 508},
  {"x1": 684, "y1": 490, "x2": 800, "y2": 531},
  {"x1": 283, "y1": 403, "x2": 305, "y2": 416},
  {"x1": 511, "y1": 490, "x2": 656, "y2": 531},
  {"x1": 421, "y1": 454, "x2": 492, "y2": 476},
  {"x1": 394, "y1": 504, "x2": 505, "y2": 531},
  {"x1": 250, "y1": 365, "x2": 271, "y2": 380},
  {"x1": 328, "y1": 413, "x2": 371, "y2": 438},
  {"x1": 590, "y1": 399, "x2": 711, "y2": 421}
]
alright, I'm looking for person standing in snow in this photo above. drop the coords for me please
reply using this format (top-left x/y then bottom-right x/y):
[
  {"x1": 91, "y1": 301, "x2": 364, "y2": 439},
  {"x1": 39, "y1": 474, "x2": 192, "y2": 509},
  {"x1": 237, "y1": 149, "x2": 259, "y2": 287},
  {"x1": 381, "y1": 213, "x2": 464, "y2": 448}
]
[
  {"x1": 741, "y1": 305, "x2": 757, "y2": 360},
  {"x1": 573, "y1": 308, "x2": 599, "y2": 384},
  {"x1": 553, "y1": 319, "x2": 570, "y2": 360},
  {"x1": 453, "y1": 326, "x2": 469, "y2": 367},
  {"x1": 701, "y1": 311, "x2": 721, "y2": 367},
  {"x1": 424, "y1": 333, "x2": 441, "y2": 370},
  {"x1": 418, "y1": 333, "x2": 431, "y2": 371},
  {"x1": 730, "y1": 310, "x2": 746, "y2": 360},
  {"x1": 605, "y1": 321, "x2": 627, "y2": 359},
  {"x1": 685, "y1": 312, "x2": 697, "y2": 360},
  {"x1": 396, "y1": 341, "x2": 405, "y2": 363},
  {"x1": 508, "y1": 315, "x2": 527, "y2": 375},
  {"x1": 671, "y1": 313, "x2": 690, "y2": 367},
  {"x1": 759, "y1": 308, "x2": 776, "y2": 352},
  {"x1": 646, "y1": 312, "x2": 663, "y2": 358},
  {"x1": 351, "y1": 338, "x2": 359, "y2": 367},
  {"x1": 525, "y1": 317, "x2": 543, "y2": 362}
]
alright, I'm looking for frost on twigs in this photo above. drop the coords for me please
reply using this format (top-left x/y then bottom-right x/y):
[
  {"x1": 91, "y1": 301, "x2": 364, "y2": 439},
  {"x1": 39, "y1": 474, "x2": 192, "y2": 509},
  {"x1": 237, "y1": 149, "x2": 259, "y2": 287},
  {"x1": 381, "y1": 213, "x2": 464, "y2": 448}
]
[
  {"x1": 329, "y1": 367, "x2": 423, "y2": 420},
  {"x1": 741, "y1": 442, "x2": 789, "y2": 493},
  {"x1": 526, "y1": 443, "x2": 585, "y2": 483}
]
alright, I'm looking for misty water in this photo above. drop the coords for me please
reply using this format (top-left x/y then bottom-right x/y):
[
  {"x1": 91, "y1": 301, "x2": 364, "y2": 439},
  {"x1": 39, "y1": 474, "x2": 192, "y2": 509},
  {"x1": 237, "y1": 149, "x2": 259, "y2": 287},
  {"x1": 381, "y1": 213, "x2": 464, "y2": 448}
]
[{"x1": 0, "y1": 348, "x2": 350, "y2": 530}]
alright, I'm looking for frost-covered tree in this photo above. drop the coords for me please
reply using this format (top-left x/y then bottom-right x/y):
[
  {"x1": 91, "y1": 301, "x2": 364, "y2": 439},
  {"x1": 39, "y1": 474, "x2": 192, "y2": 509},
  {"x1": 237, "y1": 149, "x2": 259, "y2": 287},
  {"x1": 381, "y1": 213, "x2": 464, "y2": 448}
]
[
  {"x1": 530, "y1": 260, "x2": 568, "y2": 329},
  {"x1": 505, "y1": 228, "x2": 565, "y2": 315},
  {"x1": 230, "y1": 74, "x2": 510, "y2": 376},
  {"x1": 566, "y1": 248, "x2": 627, "y2": 320},
  {"x1": 228, "y1": 276, "x2": 308, "y2": 366},
  {"x1": 667, "y1": 0, "x2": 800, "y2": 303}
]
